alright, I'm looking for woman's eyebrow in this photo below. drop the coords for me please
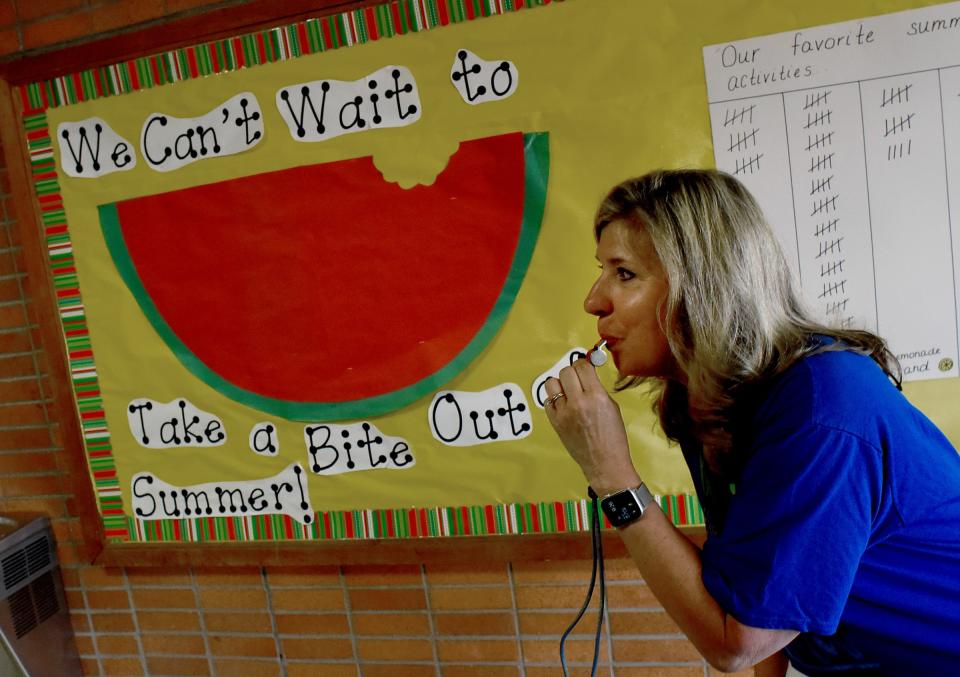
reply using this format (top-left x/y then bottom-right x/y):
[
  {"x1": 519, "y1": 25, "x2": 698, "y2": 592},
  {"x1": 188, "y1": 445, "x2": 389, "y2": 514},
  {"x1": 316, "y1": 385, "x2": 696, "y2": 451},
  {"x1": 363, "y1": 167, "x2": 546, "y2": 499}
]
[{"x1": 605, "y1": 257, "x2": 629, "y2": 266}]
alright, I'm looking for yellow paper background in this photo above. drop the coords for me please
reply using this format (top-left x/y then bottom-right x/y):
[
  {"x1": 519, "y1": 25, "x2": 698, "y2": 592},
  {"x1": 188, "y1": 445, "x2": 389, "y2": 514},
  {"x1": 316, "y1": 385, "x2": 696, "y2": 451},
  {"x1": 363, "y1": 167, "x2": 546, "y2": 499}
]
[{"x1": 46, "y1": 0, "x2": 957, "y2": 517}]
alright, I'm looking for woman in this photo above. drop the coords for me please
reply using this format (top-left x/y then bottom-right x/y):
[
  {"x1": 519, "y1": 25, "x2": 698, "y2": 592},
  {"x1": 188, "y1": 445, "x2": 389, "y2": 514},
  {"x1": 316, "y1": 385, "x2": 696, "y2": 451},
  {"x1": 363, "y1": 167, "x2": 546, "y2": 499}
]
[{"x1": 543, "y1": 170, "x2": 960, "y2": 675}]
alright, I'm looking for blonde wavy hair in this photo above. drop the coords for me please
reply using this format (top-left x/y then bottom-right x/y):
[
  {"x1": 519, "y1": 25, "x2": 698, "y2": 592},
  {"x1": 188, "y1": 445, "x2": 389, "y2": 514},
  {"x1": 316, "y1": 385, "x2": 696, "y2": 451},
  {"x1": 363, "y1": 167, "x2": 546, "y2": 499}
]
[{"x1": 595, "y1": 169, "x2": 900, "y2": 473}]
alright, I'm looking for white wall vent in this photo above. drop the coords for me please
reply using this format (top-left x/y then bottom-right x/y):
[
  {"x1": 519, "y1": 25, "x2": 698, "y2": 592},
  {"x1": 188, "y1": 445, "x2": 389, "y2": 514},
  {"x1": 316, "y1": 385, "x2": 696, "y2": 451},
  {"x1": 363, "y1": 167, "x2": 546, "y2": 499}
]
[{"x1": 0, "y1": 515, "x2": 82, "y2": 676}]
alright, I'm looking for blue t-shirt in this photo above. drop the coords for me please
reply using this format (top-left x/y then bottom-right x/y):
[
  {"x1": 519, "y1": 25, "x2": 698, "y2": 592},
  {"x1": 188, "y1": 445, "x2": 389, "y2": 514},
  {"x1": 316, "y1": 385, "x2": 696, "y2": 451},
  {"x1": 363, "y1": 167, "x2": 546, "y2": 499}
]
[{"x1": 684, "y1": 348, "x2": 960, "y2": 674}]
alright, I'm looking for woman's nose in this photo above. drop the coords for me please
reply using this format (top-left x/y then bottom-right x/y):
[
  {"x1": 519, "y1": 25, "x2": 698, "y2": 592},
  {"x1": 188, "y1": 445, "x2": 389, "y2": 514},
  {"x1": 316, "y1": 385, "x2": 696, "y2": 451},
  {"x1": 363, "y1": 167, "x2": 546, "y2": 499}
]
[{"x1": 583, "y1": 279, "x2": 609, "y2": 317}]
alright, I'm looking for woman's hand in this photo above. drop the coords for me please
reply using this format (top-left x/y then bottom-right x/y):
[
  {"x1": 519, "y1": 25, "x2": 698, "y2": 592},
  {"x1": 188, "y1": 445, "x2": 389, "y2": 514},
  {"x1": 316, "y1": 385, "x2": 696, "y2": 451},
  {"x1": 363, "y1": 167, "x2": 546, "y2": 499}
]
[{"x1": 543, "y1": 357, "x2": 641, "y2": 495}]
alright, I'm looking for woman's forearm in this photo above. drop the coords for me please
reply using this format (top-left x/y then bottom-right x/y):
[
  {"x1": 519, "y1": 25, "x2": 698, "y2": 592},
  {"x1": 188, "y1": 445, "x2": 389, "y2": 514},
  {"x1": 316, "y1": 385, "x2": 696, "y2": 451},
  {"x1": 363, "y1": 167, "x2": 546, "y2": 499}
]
[{"x1": 611, "y1": 504, "x2": 796, "y2": 672}]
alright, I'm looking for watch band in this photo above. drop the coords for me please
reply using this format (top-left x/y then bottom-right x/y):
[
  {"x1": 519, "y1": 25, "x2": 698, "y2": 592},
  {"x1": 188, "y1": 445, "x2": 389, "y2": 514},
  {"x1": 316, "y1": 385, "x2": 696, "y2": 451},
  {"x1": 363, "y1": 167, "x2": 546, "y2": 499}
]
[{"x1": 599, "y1": 483, "x2": 656, "y2": 527}]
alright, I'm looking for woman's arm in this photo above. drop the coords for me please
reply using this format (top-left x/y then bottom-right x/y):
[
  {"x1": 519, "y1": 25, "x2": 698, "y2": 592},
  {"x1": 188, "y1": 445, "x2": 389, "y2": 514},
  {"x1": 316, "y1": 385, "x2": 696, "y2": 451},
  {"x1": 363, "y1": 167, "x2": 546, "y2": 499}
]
[
  {"x1": 611, "y1": 495, "x2": 797, "y2": 671},
  {"x1": 546, "y1": 359, "x2": 797, "y2": 672},
  {"x1": 755, "y1": 652, "x2": 789, "y2": 677}
]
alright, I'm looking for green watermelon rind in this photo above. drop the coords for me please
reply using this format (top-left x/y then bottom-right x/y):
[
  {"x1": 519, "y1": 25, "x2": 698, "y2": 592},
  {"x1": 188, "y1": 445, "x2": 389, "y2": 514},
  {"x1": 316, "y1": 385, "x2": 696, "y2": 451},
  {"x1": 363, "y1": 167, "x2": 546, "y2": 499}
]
[{"x1": 99, "y1": 132, "x2": 549, "y2": 421}]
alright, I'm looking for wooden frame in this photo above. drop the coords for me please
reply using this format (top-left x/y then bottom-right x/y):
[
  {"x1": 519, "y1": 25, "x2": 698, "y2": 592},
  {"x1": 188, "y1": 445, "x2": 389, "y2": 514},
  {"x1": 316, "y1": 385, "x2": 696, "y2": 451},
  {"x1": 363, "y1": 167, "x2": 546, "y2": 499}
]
[
  {"x1": 0, "y1": 77, "x2": 109, "y2": 563},
  {"x1": 0, "y1": 0, "x2": 704, "y2": 566}
]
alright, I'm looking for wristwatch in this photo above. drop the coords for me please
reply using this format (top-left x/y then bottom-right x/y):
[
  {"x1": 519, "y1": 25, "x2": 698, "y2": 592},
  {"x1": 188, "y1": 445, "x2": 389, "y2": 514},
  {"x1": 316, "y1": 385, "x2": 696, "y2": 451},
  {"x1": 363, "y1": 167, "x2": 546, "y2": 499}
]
[{"x1": 599, "y1": 483, "x2": 657, "y2": 527}]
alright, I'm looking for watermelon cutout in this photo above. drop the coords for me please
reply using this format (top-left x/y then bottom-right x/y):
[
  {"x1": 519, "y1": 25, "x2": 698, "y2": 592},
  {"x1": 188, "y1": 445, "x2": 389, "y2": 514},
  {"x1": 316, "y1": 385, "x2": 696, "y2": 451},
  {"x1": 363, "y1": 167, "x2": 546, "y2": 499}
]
[{"x1": 99, "y1": 132, "x2": 548, "y2": 420}]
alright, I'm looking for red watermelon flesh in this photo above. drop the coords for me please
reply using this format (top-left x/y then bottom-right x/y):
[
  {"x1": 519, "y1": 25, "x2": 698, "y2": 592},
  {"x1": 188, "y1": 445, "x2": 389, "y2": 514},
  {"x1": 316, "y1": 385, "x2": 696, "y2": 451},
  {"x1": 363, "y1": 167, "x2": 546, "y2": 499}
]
[{"x1": 107, "y1": 132, "x2": 535, "y2": 409}]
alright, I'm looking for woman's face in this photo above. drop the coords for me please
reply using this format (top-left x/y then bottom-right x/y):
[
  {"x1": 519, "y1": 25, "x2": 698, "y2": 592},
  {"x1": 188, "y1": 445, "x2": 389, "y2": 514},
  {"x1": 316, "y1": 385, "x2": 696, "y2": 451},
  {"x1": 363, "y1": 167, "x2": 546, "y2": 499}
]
[{"x1": 584, "y1": 219, "x2": 676, "y2": 379}]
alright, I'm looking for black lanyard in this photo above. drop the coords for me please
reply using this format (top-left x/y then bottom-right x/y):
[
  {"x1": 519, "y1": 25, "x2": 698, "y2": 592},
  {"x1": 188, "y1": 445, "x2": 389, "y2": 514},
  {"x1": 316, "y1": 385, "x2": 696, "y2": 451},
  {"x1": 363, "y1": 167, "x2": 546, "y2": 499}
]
[{"x1": 559, "y1": 486, "x2": 606, "y2": 676}]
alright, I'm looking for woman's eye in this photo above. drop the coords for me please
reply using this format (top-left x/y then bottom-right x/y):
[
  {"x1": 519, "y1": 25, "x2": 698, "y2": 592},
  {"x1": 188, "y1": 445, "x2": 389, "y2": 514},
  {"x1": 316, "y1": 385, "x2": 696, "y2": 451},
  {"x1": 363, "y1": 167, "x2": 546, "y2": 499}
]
[{"x1": 616, "y1": 267, "x2": 636, "y2": 281}]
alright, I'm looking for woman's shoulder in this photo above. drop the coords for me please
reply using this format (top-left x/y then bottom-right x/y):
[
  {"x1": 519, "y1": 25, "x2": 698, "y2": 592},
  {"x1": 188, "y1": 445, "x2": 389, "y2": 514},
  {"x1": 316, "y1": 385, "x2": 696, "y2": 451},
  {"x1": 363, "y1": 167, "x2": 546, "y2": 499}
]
[
  {"x1": 756, "y1": 347, "x2": 899, "y2": 435},
  {"x1": 798, "y1": 346, "x2": 892, "y2": 390}
]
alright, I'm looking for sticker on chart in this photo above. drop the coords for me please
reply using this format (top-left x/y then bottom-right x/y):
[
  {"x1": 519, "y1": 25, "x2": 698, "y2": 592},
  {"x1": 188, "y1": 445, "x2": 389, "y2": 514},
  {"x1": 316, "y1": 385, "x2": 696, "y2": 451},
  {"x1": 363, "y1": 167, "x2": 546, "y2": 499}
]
[
  {"x1": 303, "y1": 421, "x2": 414, "y2": 475},
  {"x1": 249, "y1": 422, "x2": 279, "y2": 456},
  {"x1": 276, "y1": 65, "x2": 421, "y2": 142},
  {"x1": 450, "y1": 49, "x2": 519, "y2": 104},
  {"x1": 140, "y1": 92, "x2": 264, "y2": 172},
  {"x1": 131, "y1": 463, "x2": 313, "y2": 525},
  {"x1": 127, "y1": 398, "x2": 226, "y2": 448},
  {"x1": 56, "y1": 117, "x2": 136, "y2": 178},
  {"x1": 428, "y1": 383, "x2": 532, "y2": 446}
]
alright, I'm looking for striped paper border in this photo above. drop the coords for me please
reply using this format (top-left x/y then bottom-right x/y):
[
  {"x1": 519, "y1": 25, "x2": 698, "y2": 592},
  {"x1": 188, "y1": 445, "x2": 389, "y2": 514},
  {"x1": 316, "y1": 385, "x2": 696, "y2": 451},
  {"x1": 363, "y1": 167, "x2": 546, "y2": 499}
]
[
  {"x1": 20, "y1": 0, "x2": 706, "y2": 544},
  {"x1": 127, "y1": 495, "x2": 705, "y2": 542}
]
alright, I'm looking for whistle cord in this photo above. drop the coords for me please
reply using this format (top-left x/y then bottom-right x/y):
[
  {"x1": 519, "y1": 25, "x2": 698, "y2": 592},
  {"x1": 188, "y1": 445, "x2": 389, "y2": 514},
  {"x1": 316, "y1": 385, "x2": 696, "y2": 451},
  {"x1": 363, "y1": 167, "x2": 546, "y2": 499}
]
[{"x1": 559, "y1": 487, "x2": 606, "y2": 677}]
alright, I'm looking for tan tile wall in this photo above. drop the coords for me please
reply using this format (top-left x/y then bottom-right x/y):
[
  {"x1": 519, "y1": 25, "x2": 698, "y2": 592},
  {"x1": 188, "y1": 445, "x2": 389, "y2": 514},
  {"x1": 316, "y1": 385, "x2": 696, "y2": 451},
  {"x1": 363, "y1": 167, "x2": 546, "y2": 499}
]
[{"x1": 0, "y1": 1, "x2": 751, "y2": 675}]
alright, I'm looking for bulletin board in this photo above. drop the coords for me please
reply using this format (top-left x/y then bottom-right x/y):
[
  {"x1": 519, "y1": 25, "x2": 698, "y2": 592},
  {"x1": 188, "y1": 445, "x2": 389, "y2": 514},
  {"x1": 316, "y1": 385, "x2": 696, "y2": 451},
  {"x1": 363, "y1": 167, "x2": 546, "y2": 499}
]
[{"x1": 11, "y1": 0, "x2": 960, "y2": 554}]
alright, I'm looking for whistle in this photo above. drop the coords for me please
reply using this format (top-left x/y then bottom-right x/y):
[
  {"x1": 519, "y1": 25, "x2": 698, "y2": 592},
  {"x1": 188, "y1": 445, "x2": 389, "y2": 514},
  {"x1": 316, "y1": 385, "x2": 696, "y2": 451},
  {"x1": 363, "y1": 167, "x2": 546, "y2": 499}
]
[{"x1": 588, "y1": 339, "x2": 608, "y2": 367}]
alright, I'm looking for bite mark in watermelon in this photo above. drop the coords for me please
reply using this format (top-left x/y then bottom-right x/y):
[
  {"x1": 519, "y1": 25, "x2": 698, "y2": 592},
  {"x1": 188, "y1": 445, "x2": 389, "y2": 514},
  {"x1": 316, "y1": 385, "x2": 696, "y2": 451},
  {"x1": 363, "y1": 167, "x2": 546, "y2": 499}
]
[{"x1": 99, "y1": 132, "x2": 549, "y2": 420}]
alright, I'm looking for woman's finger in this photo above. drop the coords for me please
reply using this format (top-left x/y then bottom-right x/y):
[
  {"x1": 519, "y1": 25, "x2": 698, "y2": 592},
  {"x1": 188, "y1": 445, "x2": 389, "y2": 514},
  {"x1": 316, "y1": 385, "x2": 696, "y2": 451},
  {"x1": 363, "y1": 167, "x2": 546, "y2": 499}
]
[
  {"x1": 557, "y1": 364, "x2": 584, "y2": 398},
  {"x1": 543, "y1": 376, "x2": 562, "y2": 397},
  {"x1": 542, "y1": 376, "x2": 565, "y2": 411},
  {"x1": 571, "y1": 357, "x2": 603, "y2": 392}
]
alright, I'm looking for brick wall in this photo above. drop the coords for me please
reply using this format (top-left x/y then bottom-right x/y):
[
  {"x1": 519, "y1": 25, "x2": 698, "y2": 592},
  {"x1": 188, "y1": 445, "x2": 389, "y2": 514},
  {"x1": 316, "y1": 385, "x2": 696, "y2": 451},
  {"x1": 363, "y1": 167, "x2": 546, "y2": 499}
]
[{"x1": 0, "y1": 2, "x2": 743, "y2": 675}]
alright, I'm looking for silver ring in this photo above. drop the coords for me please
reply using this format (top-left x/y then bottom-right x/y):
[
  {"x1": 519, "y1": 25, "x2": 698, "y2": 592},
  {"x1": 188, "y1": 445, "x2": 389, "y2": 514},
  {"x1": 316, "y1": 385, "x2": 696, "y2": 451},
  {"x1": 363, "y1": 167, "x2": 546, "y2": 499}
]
[{"x1": 546, "y1": 391, "x2": 566, "y2": 406}]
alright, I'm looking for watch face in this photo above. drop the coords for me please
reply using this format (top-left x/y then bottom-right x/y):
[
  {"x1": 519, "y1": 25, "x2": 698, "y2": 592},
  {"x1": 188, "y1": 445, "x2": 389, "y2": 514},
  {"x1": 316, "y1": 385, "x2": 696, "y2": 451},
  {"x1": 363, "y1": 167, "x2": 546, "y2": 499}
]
[{"x1": 601, "y1": 492, "x2": 643, "y2": 526}]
